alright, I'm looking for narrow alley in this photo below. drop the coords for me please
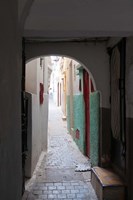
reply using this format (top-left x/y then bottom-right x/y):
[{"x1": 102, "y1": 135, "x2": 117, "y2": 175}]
[{"x1": 23, "y1": 98, "x2": 98, "y2": 200}]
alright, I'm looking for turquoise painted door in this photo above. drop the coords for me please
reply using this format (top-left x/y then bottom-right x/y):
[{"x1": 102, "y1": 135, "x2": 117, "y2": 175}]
[{"x1": 90, "y1": 91, "x2": 100, "y2": 166}]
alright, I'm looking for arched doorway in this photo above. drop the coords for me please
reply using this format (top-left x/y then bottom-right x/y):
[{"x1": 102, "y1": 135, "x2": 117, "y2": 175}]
[
  {"x1": 24, "y1": 54, "x2": 100, "y2": 181},
  {"x1": 23, "y1": 55, "x2": 101, "y2": 200}
]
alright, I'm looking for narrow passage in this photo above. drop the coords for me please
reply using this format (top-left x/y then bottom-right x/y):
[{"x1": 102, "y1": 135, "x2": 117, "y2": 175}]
[{"x1": 23, "y1": 99, "x2": 98, "y2": 200}]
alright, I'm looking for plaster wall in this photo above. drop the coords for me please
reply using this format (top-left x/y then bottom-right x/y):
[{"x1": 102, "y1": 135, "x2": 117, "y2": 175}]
[
  {"x1": 73, "y1": 94, "x2": 85, "y2": 154},
  {"x1": 99, "y1": 37, "x2": 121, "y2": 166},
  {"x1": 126, "y1": 38, "x2": 133, "y2": 118},
  {"x1": 38, "y1": 57, "x2": 49, "y2": 151},
  {"x1": 26, "y1": 59, "x2": 37, "y2": 94},
  {"x1": 125, "y1": 37, "x2": 133, "y2": 200},
  {"x1": 18, "y1": 0, "x2": 34, "y2": 29},
  {"x1": 0, "y1": 1, "x2": 22, "y2": 199},
  {"x1": 24, "y1": 0, "x2": 133, "y2": 37},
  {"x1": 71, "y1": 60, "x2": 80, "y2": 95},
  {"x1": 43, "y1": 57, "x2": 52, "y2": 94},
  {"x1": 73, "y1": 71, "x2": 81, "y2": 95},
  {"x1": 43, "y1": 58, "x2": 48, "y2": 94},
  {"x1": 90, "y1": 92, "x2": 100, "y2": 166},
  {"x1": 25, "y1": 92, "x2": 42, "y2": 177},
  {"x1": 61, "y1": 80, "x2": 65, "y2": 115},
  {"x1": 25, "y1": 91, "x2": 48, "y2": 178},
  {"x1": 66, "y1": 96, "x2": 71, "y2": 133},
  {"x1": 65, "y1": 58, "x2": 72, "y2": 96},
  {"x1": 41, "y1": 94, "x2": 48, "y2": 151},
  {"x1": 103, "y1": 37, "x2": 133, "y2": 199},
  {"x1": 66, "y1": 61, "x2": 74, "y2": 134},
  {"x1": 25, "y1": 93, "x2": 32, "y2": 177},
  {"x1": 25, "y1": 42, "x2": 110, "y2": 108},
  {"x1": 37, "y1": 58, "x2": 43, "y2": 95},
  {"x1": 18, "y1": 0, "x2": 27, "y2": 18},
  {"x1": 66, "y1": 59, "x2": 85, "y2": 153},
  {"x1": 31, "y1": 94, "x2": 42, "y2": 174},
  {"x1": 60, "y1": 57, "x2": 76, "y2": 117},
  {"x1": 25, "y1": 58, "x2": 48, "y2": 177},
  {"x1": 60, "y1": 58, "x2": 67, "y2": 116}
]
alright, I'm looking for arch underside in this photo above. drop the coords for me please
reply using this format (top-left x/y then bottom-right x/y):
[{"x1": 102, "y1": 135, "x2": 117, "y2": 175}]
[
  {"x1": 24, "y1": 0, "x2": 133, "y2": 38},
  {"x1": 25, "y1": 41, "x2": 110, "y2": 108}
]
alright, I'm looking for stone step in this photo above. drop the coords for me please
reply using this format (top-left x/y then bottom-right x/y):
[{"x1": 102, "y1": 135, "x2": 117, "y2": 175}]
[{"x1": 91, "y1": 167, "x2": 126, "y2": 200}]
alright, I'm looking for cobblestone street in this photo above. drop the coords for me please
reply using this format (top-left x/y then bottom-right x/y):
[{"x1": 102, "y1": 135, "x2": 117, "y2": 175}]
[{"x1": 23, "y1": 99, "x2": 98, "y2": 200}]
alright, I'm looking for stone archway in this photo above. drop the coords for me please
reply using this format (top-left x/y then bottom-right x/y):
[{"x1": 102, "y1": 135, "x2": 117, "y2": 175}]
[
  {"x1": 25, "y1": 41, "x2": 111, "y2": 166},
  {"x1": 25, "y1": 54, "x2": 102, "y2": 172}
]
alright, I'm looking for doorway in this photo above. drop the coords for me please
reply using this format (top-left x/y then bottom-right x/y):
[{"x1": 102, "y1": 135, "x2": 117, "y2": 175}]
[{"x1": 23, "y1": 56, "x2": 100, "y2": 200}]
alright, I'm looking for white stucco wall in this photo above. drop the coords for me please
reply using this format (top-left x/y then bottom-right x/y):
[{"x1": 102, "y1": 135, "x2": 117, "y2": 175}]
[
  {"x1": 37, "y1": 58, "x2": 43, "y2": 94},
  {"x1": 25, "y1": 42, "x2": 110, "y2": 108},
  {"x1": 26, "y1": 59, "x2": 37, "y2": 94},
  {"x1": 25, "y1": 58, "x2": 48, "y2": 177},
  {"x1": 41, "y1": 94, "x2": 49, "y2": 151},
  {"x1": 31, "y1": 94, "x2": 42, "y2": 173},
  {"x1": 43, "y1": 57, "x2": 52, "y2": 94}
]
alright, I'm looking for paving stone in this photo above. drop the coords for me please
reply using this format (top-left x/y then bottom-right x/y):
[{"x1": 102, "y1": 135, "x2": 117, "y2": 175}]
[
  {"x1": 36, "y1": 183, "x2": 45, "y2": 186},
  {"x1": 65, "y1": 186, "x2": 74, "y2": 190},
  {"x1": 40, "y1": 186, "x2": 47, "y2": 190},
  {"x1": 38, "y1": 194, "x2": 47, "y2": 199},
  {"x1": 43, "y1": 190, "x2": 53, "y2": 194},
  {"x1": 54, "y1": 183, "x2": 62, "y2": 186},
  {"x1": 75, "y1": 185, "x2": 84, "y2": 189},
  {"x1": 48, "y1": 194, "x2": 57, "y2": 199},
  {"x1": 62, "y1": 182, "x2": 71, "y2": 186},
  {"x1": 33, "y1": 190, "x2": 42, "y2": 195},
  {"x1": 83, "y1": 185, "x2": 89, "y2": 189},
  {"x1": 71, "y1": 189, "x2": 79, "y2": 193},
  {"x1": 77, "y1": 193, "x2": 87, "y2": 198},
  {"x1": 48, "y1": 186, "x2": 57, "y2": 190},
  {"x1": 61, "y1": 189, "x2": 70, "y2": 194},
  {"x1": 57, "y1": 194, "x2": 67, "y2": 198},
  {"x1": 53, "y1": 190, "x2": 62, "y2": 194},
  {"x1": 67, "y1": 193, "x2": 76, "y2": 198},
  {"x1": 79, "y1": 188, "x2": 89, "y2": 193},
  {"x1": 57, "y1": 186, "x2": 65, "y2": 190},
  {"x1": 63, "y1": 199, "x2": 72, "y2": 200},
  {"x1": 71, "y1": 182, "x2": 79, "y2": 186},
  {"x1": 45, "y1": 183, "x2": 54, "y2": 186}
]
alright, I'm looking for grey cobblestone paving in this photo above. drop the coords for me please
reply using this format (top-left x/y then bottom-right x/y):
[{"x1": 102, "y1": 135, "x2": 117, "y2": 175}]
[
  {"x1": 23, "y1": 99, "x2": 98, "y2": 200},
  {"x1": 28, "y1": 181, "x2": 98, "y2": 200}
]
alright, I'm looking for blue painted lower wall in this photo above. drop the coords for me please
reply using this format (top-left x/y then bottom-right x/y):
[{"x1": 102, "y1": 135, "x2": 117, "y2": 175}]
[
  {"x1": 67, "y1": 94, "x2": 85, "y2": 154},
  {"x1": 90, "y1": 91, "x2": 100, "y2": 166},
  {"x1": 67, "y1": 91, "x2": 100, "y2": 162},
  {"x1": 73, "y1": 94, "x2": 85, "y2": 154}
]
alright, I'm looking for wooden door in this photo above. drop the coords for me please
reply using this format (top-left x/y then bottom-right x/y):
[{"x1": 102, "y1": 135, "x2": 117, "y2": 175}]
[{"x1": 83, "y1": 69, "x2": 90, "y2": 157}]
